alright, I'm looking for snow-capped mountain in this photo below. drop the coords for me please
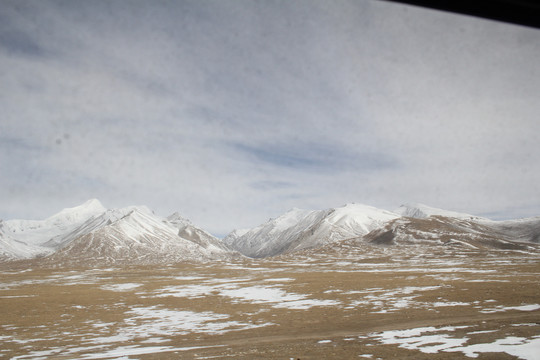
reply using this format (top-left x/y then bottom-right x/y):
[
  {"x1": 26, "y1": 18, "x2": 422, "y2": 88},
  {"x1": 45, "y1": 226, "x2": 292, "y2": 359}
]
[
  {"x1": 166, "y1": 213, "x2": 231, "y2": 251},
  {"x1": 42, "y1": 205, "x2": 154, "y2": 249},
  {"x1": 224, "y1": 203, "x2": 540, "y2": 257},
  {"x1": 0, "y1": 200, "x2": 235, "y2": 264},
  {"x1": 0, "y1": 199, "x2": 107, "y2": 260},
  {"x1": 395, "y1": 203, "x2": 488, "y2": 221},
  {"x1": 363, "y1": 215, "x2": 540, "y2": 251},
  {"x1": 44, "y1": 208, "x2": 233, "y2": 266},
  {"x1": 2, "y1": 200, "x2": 539, "y2": 263},
  {"x1": 4, "y1": 199, "x2": 107, "y2": 245},
  {"x1": 223, "y1": 204, "x2": 400, "y2": 258},
  {"x1": 0, "y1": 220, "x2": 51, "y2": 260}
]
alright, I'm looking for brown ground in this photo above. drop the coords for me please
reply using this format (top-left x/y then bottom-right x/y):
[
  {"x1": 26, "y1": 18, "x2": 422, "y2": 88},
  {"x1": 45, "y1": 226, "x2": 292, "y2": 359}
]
[{"x1": 1, "y1": 245, "x2": 539, "y2": 359}]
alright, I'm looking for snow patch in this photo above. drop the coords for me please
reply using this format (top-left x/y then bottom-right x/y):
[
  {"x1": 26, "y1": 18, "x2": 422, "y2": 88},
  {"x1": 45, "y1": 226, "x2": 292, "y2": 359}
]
[
  {"x1": 369, "y1": 326, "x2": 540, "y2": 359},
  {"x1": 100, "y1": 283, "x2": 142, "y2": 291},
  {"x1": 480, "y1": 304, "x2": 540, "y2": 314}
]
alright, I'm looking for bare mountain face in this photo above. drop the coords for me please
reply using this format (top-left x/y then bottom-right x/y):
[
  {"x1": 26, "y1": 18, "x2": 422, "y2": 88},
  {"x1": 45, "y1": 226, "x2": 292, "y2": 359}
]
[
  {"x1": 225, "y1": 203, "x2": 540, "y2": 257},
  {"x1": 0, "y1": 200, "x2": 235, "y2": 265},
  {"x1": 363, "y1": 216, "x2": 540, "y2": 251}
]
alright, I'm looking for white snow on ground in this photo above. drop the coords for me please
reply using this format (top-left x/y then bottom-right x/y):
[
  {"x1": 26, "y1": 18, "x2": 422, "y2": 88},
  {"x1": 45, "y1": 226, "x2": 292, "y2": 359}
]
[
  {"x1": 79, "y1": 345, "x2": 225, "y2": 359},
  {"x1": 174, "y1": 276, "x2": 207, "y2": 281},
  {"x1": 346, "y1": 286, "x2": 442, "y2": 313},
  {"x1": 368, "y1": 326, "x2": 540, "y2": 359},
  {"x1": 154, "y1": 284, "x2": 218, "y2": 299},
  {"x1": 69, "y1": 305, "x2": 273, "y2": 355},
  {"x1": 271, "y1": 298, "x2": 340, "y2": 310},
  {"x1": 220, "y1": 286, "x2": 305, "y2": 303},
  {"x1": 204, "y1": 277, "x2": 253, "y2": 284},
  {"x1": 11, "y1": 348, "x2": 67, "y2": 359},
  {"x1": 123, "y1": 306, "x2": 267, "y2": 336},
  {"x1": 263, "y1": 277, "x2": 295, "y2": 282},
  {"x1": 100, "y1": 283, "x2": 142, "y2": 291},
  {"x1": 480, "y1": 304, "x2": 540, "y2": 314},
  {"x1": 449, "y1": 336, "x2": 540, "y2": 359},
  {"x1": 468, "y1": 330, "x2": 498, "y2": 335},
  {"x1": 324, "y1": 267, "x2": 498, "y2": 274},
  {"x1": 153, "y1": 282, "x2": 340, "y2": 310},
  {"x1": 372, "y1": 326, "x2": 470, "y2": 353},
  {"x1": 432, "y1": 301, "x2": 470, "y2": 307}
]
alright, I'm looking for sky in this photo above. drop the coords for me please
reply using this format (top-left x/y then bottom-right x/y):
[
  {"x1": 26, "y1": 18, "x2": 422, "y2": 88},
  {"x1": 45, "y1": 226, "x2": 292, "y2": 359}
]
[{"x1": 1, "y1": 0, "x2": 539, "y2": 236}]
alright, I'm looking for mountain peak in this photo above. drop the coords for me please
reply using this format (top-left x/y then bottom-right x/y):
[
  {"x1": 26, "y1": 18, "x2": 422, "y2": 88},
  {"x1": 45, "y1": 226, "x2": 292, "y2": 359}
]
[
  {"x1": 81, "y1": 198, "x2": 104, "y2": 208},
  {"x1": 46, "y1": 199, "x2": 106, "y2": 222},
  {"x1": 166, "y1": 212, "x2": 192, "y2": 229},
  {"x1": 395, "y1": 203, "x2": 487, "y2": 220},
  {"x1": 167, "y1": 212, "x2": 190, "y2": 222}
]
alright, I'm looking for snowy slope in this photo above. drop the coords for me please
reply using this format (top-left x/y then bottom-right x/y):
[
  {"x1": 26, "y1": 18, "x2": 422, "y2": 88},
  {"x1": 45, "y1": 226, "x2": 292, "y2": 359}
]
[
  {"x1": 363, "y1": 215, "x2": 540, "y2": 250},
  {"x1": 223, "y1": 208, "x2": 329, "y2": 258},
  {"x1": 42, "y1": 205, "x2": 152, "y2": 249},
  {"x1": 166, "y1": 213, "x2": 230, "y2": 251},
  {"x1": 395, "y1": 203, "x2": 488, "y2": 221},
  {"x1": 222, "y1": 228, "x2": 250, "y2": 245},
  {"x1": 1, "y1": 199, "x2": 106, "y2": 259},
  {"x1": 3, "y1": 199, "x2": 106, "y2": 246},
  {"x1": 0, "y1": 220, "x2": 53, "y2": 260},
  {"x1": 483, "y1": 216, "x2": 540, "y2": 244},
  {"x1": 1, "y1": 200, "x2": 235, "y2": 264},
  {"x1": 393, "y1": 204, "x2": 539, "y2": 244},
  {"x1": 224, "y1": 204, "x2": 400, "y2": 257},
  {"x1": 3, "y1": 199, "x2": 539, "y2": 262},
  {"x1": 225, "y1": 203, "x2": 540, "y2": 257},
  {"x1": 44, "y1": 208, "x2": 234, "y2": 266}
]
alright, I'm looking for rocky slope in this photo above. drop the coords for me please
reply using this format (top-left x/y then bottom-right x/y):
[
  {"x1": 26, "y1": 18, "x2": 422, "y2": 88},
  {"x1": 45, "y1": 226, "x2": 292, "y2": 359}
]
[{"x1": 363, "y1": 215, "x2": 540, "y2": 251}]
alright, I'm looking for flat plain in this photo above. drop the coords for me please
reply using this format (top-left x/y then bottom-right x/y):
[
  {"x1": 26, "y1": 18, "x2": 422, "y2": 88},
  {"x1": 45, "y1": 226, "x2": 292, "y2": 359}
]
[{"x1": 1, "y1": 244, "x2": 539, "y2": 359}]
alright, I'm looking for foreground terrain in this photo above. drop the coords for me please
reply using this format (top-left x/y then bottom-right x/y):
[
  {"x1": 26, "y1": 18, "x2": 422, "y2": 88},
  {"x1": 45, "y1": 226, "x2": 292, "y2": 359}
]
[{"x1": 1, "y1": 245, "x2": 539, "y2": 359}]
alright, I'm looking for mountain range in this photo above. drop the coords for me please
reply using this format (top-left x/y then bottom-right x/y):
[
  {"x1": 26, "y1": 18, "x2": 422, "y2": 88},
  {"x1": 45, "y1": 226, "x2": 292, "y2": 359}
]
[{"x1": 1, "y1": 200, "x2": 539, "y2": 265}]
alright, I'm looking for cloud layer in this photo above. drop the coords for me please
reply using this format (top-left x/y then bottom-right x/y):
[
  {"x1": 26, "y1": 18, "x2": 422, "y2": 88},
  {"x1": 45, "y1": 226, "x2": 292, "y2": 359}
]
[{"x1": 1, "y1": 0, "x2": 540, "y2": 235}]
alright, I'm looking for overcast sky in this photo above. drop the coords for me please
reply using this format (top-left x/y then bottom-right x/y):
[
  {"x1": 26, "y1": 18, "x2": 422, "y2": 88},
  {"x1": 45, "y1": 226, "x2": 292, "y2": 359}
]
[{"x1": 1, "y1": 0, "x2": 539, "y2": 236}]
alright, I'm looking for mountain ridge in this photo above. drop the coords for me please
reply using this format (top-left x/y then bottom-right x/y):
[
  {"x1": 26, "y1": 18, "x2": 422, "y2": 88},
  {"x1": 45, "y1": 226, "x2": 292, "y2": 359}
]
[
  {"x1": 0, "y1": 200, "x2": 235, "y2": 264},
  {"x1": 1, "y1": 200, "x2": 539, "y2": 264},
  {"x1": 224, "y1": 203, "x2": 540, "y2": 257}
]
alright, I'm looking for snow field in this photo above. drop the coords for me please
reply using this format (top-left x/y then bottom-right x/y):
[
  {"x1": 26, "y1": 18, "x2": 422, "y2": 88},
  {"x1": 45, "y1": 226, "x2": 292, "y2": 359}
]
[{"x1": 365, "y1": 325, "x2": 540, "y2": 359}]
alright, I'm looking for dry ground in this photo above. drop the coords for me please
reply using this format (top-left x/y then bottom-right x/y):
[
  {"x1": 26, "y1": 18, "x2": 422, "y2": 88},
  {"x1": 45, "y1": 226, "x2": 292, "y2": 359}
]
[{"x1": 1, "y1": 245, "x2": 539, "y2": 359}]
